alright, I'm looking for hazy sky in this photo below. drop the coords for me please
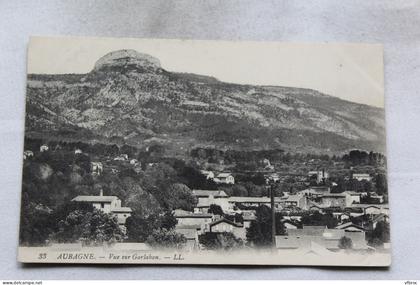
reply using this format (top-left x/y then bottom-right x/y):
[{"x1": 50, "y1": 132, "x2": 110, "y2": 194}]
[{"x1": 28, "y1": 36, "x2": 384, "y2": 108}]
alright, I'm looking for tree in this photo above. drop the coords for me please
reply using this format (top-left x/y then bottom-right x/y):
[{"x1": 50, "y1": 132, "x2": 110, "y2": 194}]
[
  {"x1": 122, "y1": 177, "x2": 162, "y2": 218},
  {"x1": 50, "y1": 208, "x2": 125, "y2": 245},
  {"x1": 141, "y1": 163, "x2": 179, "y2": 209},
  {"x1": 244, "y1": 182, "x2": 266, "y2": 197},
  {"x1": 246, "y1": 205, "x2": 286, "y2": 247},
  {"x1": 146, "y1": 228, "x2": 187, "y2": 249},
  {"x1": 375, "y1": 173, "x2": 388, "y2": 195},
  {"x1": 198, "y1": 232, "x2": 243, "y2": 250},
  {"x1": 232, "y1": 184, "x2": 248, "y2": 197},
  {"x1": 160, "y1": 211, "x2": 178, "y2": 230},
  {"x1": 19, "y1": 195, "x2": 54, "y2": 246},
  {"x1": 73, "y1": 154, "x2": 91, "y2": 174},
  {"x1": 369, "y1": 221, "x2": 390, "y2": 247},
  {"x1": 338, "y1": 236, "x2": 353, "y2": 249},
  {"x1": 126, "y1": 213, "x2": 159, "y2": 242},
  {"x1": 167, "y1": 183, "x2": 196, "y2": 211},
  {"x1": 208, "y1": 204, "x2": 224, "y2": 216},
  {"x1": 148, "y1": 144, "x2": 166, "y2": 157},
  {"x1": 301, "y1": 211, "x2": 338, "y2": 229}
]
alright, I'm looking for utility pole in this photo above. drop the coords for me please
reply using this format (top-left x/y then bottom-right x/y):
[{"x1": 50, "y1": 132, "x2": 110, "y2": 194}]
[{"x1": 270, "y1": 183, "x2": 276, "y2": 248}]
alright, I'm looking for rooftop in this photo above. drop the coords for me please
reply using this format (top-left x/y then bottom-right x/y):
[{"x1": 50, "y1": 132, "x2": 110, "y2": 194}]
[
  {"x1": 335, "y1": 222, "x2": 365, "y2": 231},
  {"x1": 192, "y1": 190, "x2": 228, "y2": 198},
  {"x1": 173, "y1": 209, "x2": 213, "y2": 218},
  {"x1": 209, "y1": 218, "x2": 243, "y2": 228},
  {"x1": 174, "y1": 228, "x2": 199, "y2": 239},
  {"x1": 228, "y1": 196, "x2": 283, "y2": 203},
  {"x1": 112, "y1": 207, "x2": 132, "y2": 213},
  {"x1": 216, "y1": 173, "x2": 233, "y2": 178},
  {"x1": 72, "y1": 195, "x2": 119, "y2": 203}
]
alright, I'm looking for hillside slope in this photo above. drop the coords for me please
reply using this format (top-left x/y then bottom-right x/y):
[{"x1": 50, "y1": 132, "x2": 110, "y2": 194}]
[{"x1": 24, "y1": 49, "x2": 386, "y2": 154}]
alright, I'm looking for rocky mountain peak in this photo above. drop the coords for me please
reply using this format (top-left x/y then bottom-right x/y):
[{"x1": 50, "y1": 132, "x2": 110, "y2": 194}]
[{"x1": 93, "y1": 49, "x2": 161, "y2": 72}]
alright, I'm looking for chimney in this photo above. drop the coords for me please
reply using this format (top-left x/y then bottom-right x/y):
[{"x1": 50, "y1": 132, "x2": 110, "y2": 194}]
[{"x1": 99, "y1": 189, "x2": 103, "y2": 196}]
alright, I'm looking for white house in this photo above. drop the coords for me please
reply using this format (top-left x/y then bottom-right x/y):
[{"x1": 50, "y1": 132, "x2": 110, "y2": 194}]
[
  {"x1": 173, "y1": 209, "x2": 213, "y2": 228},
  {"x1": 299, "y1": 186, "x2": 330, "y2": 197},
  {"x1": 192, "y1": 190, "x2": 230, "y2": 213},
  {"x1": 174, "y1": 225, "x2": 200, "y2": 251},
  {"x1": 343, "y1": 191, "x2": 362, "y2": 204},
  {"x1": 23, "y1": 150, "x2": 34, "y2": 160},
  {"x1": 214, "y1": 173, "x2": 235, "y2": 184},
  {"x1": 308, "y1": 170, "x2": 329, "y2": 184},
  {"x1": 40, "y1": 144, "x2": 49, "y2": 152},
  {"x1": 72, "y1": 190, "x2": 132, "y2": 230},
  {"x1": 265, "y1": 173, "x2": 280, "y2": 183},
  {"x1": 352, "y1": 173, "x2": 372, "y2": 182},
  {"x1": 282, "y1": 220, "x2": 299, "y2": 230},
  {"x1": 91, "y1": 162, "x2": 103, "y2": 176},
  {"x1": 200, "y1": 170, "x2": 215, "y2": 180},
  {"x1": 74, "y1": 149, "x2": 83, "y2": 154},
  {"x1": 228, "y1": 196, "x2": 282, "y2": 209},
  {"x1": 279, "y1": 194, "x2": 308, "y2": 210},
  {"x1": 114, "y1": 154, "x2": 129, "y2": 161},
  {"x1": 207, "y1": 218, "x2": 246, "y2": 240},
  {"x1": 277, "y1": 225, "x2": 368, "y2": 251}
]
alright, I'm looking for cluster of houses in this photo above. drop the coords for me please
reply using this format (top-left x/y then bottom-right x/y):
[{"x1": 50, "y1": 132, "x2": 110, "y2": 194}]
[
  {"x1": 67, "y1": 182, "x2": 389, "y2": 253},
  {"x1": 25, "y1": 146, "x2": 387, "y2": 254},
  {"x1": 169, "y1": 185, "x2": 389, "y2": 252},
  {"x1": 23, "y1": 144, "x2": 142, "y2": 175}
]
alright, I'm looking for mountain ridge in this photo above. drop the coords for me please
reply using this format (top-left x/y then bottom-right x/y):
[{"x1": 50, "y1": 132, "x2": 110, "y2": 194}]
[{"x1": 24, "y1": 50, "x2": 386, "y2": 155}]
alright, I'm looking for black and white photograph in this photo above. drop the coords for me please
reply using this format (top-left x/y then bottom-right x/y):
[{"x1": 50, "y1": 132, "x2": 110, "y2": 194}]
[{"x1": 18, "y1": 36, "x2": 390, "y2": 266}]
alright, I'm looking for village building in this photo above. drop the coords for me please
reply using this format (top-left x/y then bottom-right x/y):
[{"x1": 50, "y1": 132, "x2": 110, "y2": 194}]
[
  {"x1": 114, "y1": 154, "x2": 129, "y2": 161},
  {"x1": 282, "y1": 220, "x2": 299, "y2": 230},
  {"x1": 129, "y1": 159, "x2": 139, "y2": 165},
  {"x1": 347, "y1": 204, "x2": 389, "y2": 216},
  {"x1": 174, "y1": 224, "x2": 200, "y2": 251},
  {"x1": 227, "y1": 196, "x2": 282, "y2": 210},
  {"x1": 305, "y1": 192, "x2": 355, "y2": 209},
  {"x1": 242, "y1": 211, "x2": 256, "y2": 229},
  {"x1": 339, "y1": 212, "x2": 352, "y2": 222},
  {"x1": 71, "y1": 190, "x2": 132, "y2": 231},
  {"x1": 91, "y1": 162, "x2": 103, "y2": 176},
  {"x1": 352, "y1": 173, "x2": 372, "y2": 182},
  {"x1": 40, "y1": 144, "x2": 49, "y2": 152},
  {"x1": 369, "y1": 193, "x2": 384, "y2": 203},
  {"x1": 277, "y1": 225, "x2": 368, "y2": 252},
  {"x1": 279, "y1": 194, "x2": 308, "y2": 210},
  {"x1": 371, "y1": 213, "x2": 389, "y2": 228},
  {"x1": 74, "y1": 149, "x2": 83, "y2": 154},
  {"x1": 206, "y1": 218, "x2": 246, "y2": 240},
  {"x1": 213, "y1": 173, "x2": 235, "y2": 184},
  {"x1": 335, "y1": 222, "x2": 366, "y2": 232},
  {"x1": 317, "y1": 193, "x2": 348, "y2": 208},
  {"x1": 192, "y1": 190, "x2": 230, "y2": 213},
  {"x1": 306, "y1": 201, "x2": 326, "y2": 213},
  {"x1": 110, "y1": 168, "x2": 120, "y2": 174},
  {"x1": 343, "y1": 191, "x2": 362, "y2": 204},
  {"x1": 299, "y1": 186, "x2": 330, "y2": 198},
  {"x1": 200, "y1": 170, "x2": 215, "y2": 180},
  {"x1": 308, "y1": 170, "x2": 329, "y2": 184},
  {"x1": 265, "y1": 173, "x2": 280, "y2": 183},
  {"x1": 23, "y1": 150, "x2": 34, "y2": 160},
  {"x1": 173, "y1": 209, "x2": 213, "y2": 228}
]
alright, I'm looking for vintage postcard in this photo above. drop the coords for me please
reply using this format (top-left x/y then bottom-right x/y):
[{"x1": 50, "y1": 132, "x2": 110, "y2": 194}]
[{"x1": 18, "y1": 36, "x2": 390, "y2": 266}]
